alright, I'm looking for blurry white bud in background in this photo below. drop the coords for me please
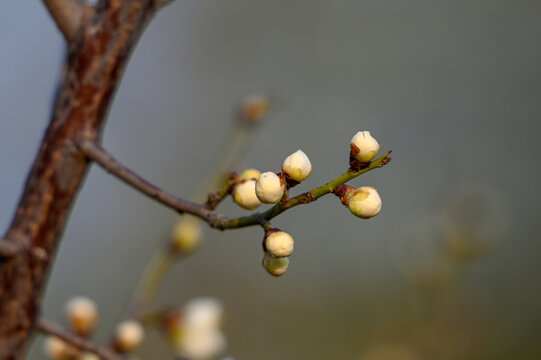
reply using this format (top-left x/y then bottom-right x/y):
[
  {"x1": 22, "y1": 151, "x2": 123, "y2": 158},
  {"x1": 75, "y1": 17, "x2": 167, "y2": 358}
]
[
  {"x1": 174, "y1": 297, "x2": 227, "y2": 360},
  {"x1": 114, "y1": 320, "x2": 145, "y2": 353},
  {"x1": 43, "y1": 337, "x2": 70, "y2": 360},
  {"x1": 239, "y1": 94, "x2": 270, "y2": 123},
  {"x1": 64, "y1": 296, "x2": 98, "y2": 335},
  {"x1": 171, "y1": 218, "x2": 203, "y2": 253}
]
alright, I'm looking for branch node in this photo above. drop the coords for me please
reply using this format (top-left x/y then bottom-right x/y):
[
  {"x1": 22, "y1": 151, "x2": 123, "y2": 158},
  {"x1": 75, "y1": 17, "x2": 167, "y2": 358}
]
[{"x1": 42, "y1": 0, "x2": 88, "y2": 43}]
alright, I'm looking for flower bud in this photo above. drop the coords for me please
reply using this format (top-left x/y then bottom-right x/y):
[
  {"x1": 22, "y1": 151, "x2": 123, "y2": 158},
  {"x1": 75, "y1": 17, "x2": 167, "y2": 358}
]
[
  {"x1": 239, "y1": 95, "x2": 270, "y2": 123},
  {"x1": 255, "y1": 172, "x2": 285, "y2": 204},
  {"x1": 171, "y1": 218, "x2": 203, "y2": 253},
  {"x1": 282, "y1": 150, "x2": 312, "y2": 182},
  {"x1": 264, "y1": 230, "x2": 294, "y2": 258},
  {"x1": 115, "y1": 320, "x2": 145, "y2": 353},
  {"x1": 350, "y1": 131, "x2": 380, "y2": 163},
  {"x1": 64, "y1": 296, "x2": 98, "y2": 335},
  {"x1": 232, "y1": 180, "x2": 261, "y2": 210},
  {"x1": 346, "y1": 186, "x2": 382, "y2": 219},
  {"x1": 43, "y1": 336, "x2": 69, "y2": 360},
  {"x1": 238, "y1": 168, "x2": 261, "y2": 181},
  {"x1": 80, "y1": 353, "x2": 100, "y2": 360},
  {"x1": 183, "y1": 297, "x2": 224, "y2": 332},
  {"x1": 262, "y1": 253, "x2": 289, "y2": 276},
  {"x1": 179, "y1": 329, "x2": 227, "y2": 360}
]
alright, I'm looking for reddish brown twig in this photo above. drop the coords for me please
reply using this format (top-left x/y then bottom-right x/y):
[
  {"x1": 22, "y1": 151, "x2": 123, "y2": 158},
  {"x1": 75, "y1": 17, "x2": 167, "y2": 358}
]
[{"x1": 37, "y1": 319, "x2": 124, "y2": 360}]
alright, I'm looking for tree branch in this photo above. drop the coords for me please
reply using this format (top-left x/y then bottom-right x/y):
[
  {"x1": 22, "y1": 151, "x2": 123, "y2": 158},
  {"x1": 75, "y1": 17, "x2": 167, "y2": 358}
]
[
  {"x1": 0, "y1": 1, "x2": 159, "y2": 358},
  {"x1": 42, "y1": 0, "x2": 86, "y2": 42},
  {"x1": 37, "y1": 319, "x2": 124, "y2": 360},
  {"x1": 76, "y1": 137, "x2": 214, "y2": 220},
  {"x1": 77, "y1": 137, "x2": 391, "y2": 231}
]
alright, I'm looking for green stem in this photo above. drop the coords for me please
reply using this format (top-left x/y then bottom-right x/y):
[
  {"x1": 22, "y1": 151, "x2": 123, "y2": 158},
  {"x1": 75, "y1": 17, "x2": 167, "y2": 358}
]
[{"x1": 215, "y1": 151, "x2": 391, "y2": 229}]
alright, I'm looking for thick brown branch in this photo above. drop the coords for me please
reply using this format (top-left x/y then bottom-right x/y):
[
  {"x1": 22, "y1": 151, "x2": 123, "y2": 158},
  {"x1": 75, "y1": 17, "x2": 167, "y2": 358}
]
[
  {"x1": 37, "y1": 320, "x2": 123, "y2": 360},
  {"x1": 0, "y1": 1, "x2": 158, "y2": 358},
  {"x1": 42, "y1": 0, "x2": 86, "y2": 42}
]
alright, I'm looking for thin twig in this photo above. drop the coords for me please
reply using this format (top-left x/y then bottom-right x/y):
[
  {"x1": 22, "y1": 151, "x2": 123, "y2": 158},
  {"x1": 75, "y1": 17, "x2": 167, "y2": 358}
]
[
  {"x1": 37, "y1": 319, "x2": 124, "y2": 360},
  {"x1": 42, "y1": 0, "x2": 86, "y2": 42},
  {"x1": 76, "y1": 137, "x2": 215, "y2": 220},
  {"x1": 77, "y1": 137, "x2": 391, "y2": 230}
]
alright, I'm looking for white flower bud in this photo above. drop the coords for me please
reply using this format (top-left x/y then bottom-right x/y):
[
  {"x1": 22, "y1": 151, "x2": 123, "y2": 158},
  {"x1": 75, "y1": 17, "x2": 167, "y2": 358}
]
[
  {"x1": 43, "y1": 336, "x2": 69, "y2": 360},
  {"x1": 262, "y1": 253, "x2": 289, "y2": 276},
  {"x1": 350, "y1": 131, "x2": 380, "y2": 163},
  {"x1": 232, "y1": 180, "x2": 261, "y2": 210},
  {"x1": 115, "y1": 320, "x2": 145, "y2": 353},
  {"x1": 179, "y1": 328, "x2": 227, "y2": 360},
  {"x1": 346, "y1": 186, "x2": 382, "y2": 219},
  {"x1": 282, "y1": 150, "x2": 312, "y2": 182},
  {"x1": 255, "y1": 172, "x2": 285, "y2": 204},
  {"x1": 265, "y1": 231, "x2": 294, "y2": 258},
  {"x1": 238, "y1": 168, "x2": 261, "y2": 181},
  {"x1": 183, "y1": 297, "x2": 224, "y2": 332},
  {"x1": 64, "y1": 296, "x2": 98, "y2": 335},
  {"x1": 80, "y1": 353, "x2": 100, "y2": 360},
  {"x1": 239, "y1": 95, "x2": 270, "y2": 123},
  {"x1": 171, "y1": 218, "x2": 203, "y2": 253}
]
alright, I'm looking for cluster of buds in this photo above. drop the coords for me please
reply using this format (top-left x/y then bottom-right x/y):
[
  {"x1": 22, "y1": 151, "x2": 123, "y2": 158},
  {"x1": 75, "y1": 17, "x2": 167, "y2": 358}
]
[
  {"x1": 43, "y1": 296, "x2": 146, "y2": 359},
  {"x1": 166, "y1": 297, "x2": 227, "y2": 360},
  {"x1": 229, "y1": 150, "x2": 311, "y2": 276},
  {"x1": 231, "y1": 149, "x2": 312, "y2": 209},
  {"x1": 333, "y1": 131, "x2": 384, "y2": 219},
  {"x1": 262, "y1": 229, "x2": 294, "y2": 277},
  {"x1": 43, "y1": 296, "x2": 99, "y2": 360}
]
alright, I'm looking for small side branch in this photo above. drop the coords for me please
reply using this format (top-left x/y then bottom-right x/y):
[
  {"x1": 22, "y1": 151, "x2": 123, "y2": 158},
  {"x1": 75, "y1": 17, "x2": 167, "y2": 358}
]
[
  {"x1": 77, "y1": 137, "x2": 391, "y2": 231},
  {"x1": 42, "y1": 0, "x2": 85, "y2": 42},
  {"x1": 37, "y1": 320, "x2": 123, "y2": 360},
  {"x1": 76, "y1": 138, "x2": 214, "y2": 220}
]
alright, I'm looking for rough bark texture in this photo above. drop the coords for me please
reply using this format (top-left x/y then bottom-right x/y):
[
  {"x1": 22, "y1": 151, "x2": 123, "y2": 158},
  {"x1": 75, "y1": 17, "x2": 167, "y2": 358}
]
[{"x1": 0, "y1": 1, "x2": 157, "y2": 358}]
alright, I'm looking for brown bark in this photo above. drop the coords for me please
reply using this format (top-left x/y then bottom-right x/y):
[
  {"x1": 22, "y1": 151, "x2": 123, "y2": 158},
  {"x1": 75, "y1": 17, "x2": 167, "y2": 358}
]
[{"x1": 0, "y1": 0, "x2": 158, "y2": 358}]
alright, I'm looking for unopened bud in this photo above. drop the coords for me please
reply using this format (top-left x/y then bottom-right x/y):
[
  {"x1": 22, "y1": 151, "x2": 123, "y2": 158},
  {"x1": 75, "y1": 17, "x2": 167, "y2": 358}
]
[
  {"x1": 171, "y1": 218, "x2": 203, "y2": 253},
  {"x1": 346, "y1": 186, "x2": 382, "y2": 219},
  {"x1": 79, "y1": 353, "x2": 100, "y2": 360},
  {"x1": 350, "y1": 131, "x2": 380, "y2": 163},
  {"x1": 115, "y1": 320, "x2": 145, "y2": 353},
  {"x1": 264, "y1": 230, "x2": 294, "y2": 258},
  {"x1": 238, "y1": 168, "x2": 261, "y2": 181},
  {"x1": 43, "y1": 337, "x2": 69, "y2": 360},
  {"x1": 255, "y1": 172, "x2": 285, "y2": 204},
  {"x1": 262, "y1": 253, "x2": 289, "y2": 277},
  {"x1": 232, "y1": 180, "x2": 261, "y2": 210},
  {"x1": 282, "y1": 150, "x2": 312, "y2": 182},
  {"x1": 239, "y1": 95, "x2": 270, "y2": 123},
  {"x1": 64, "y1": 296, "x2": 98, "y2": 335}
]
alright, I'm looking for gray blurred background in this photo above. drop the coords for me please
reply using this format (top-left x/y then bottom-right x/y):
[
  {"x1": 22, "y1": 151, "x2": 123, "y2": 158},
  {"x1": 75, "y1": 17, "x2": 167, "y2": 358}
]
[{"x1": 2, "y1": 0, "x2": 541, "y2": 359}]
